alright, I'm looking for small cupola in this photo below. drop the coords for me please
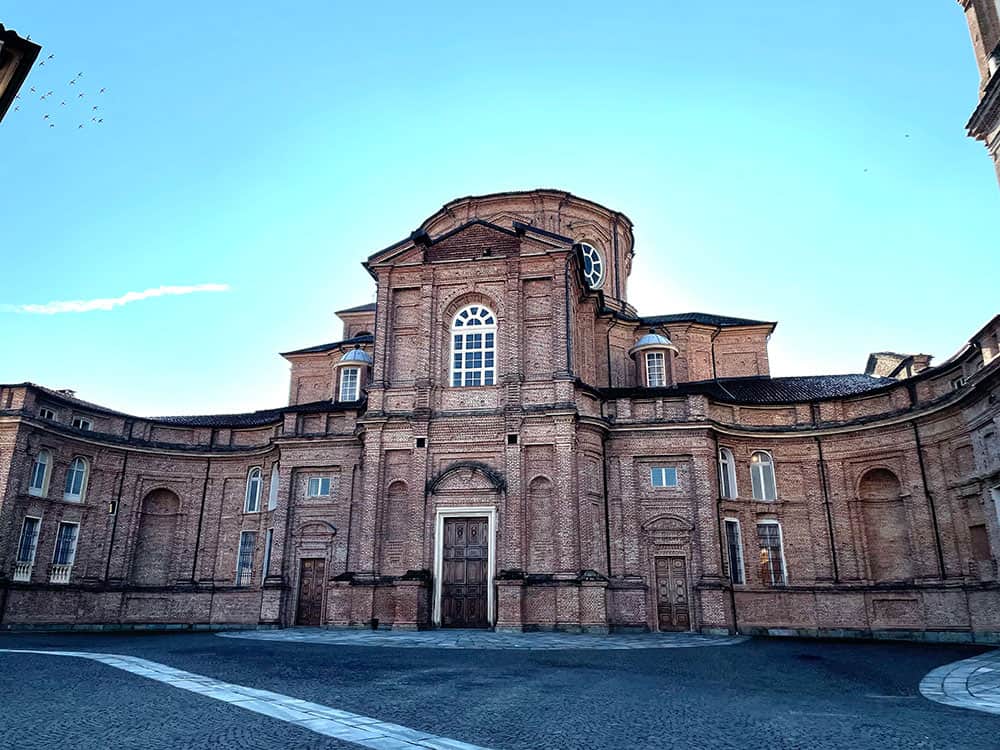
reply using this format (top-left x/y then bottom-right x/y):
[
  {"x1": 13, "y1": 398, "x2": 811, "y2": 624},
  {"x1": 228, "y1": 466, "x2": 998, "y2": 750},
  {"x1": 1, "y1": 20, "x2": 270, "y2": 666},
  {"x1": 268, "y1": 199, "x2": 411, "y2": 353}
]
[
  {"x1": 334, "y1": 345, "x2": 373, "y2": 402},
  {"x1": 629, "y1": 329, "x2": 679, "y2": 388},
  {"x1": 336, "y1": 346, "x2": 373, "y2": 367}
]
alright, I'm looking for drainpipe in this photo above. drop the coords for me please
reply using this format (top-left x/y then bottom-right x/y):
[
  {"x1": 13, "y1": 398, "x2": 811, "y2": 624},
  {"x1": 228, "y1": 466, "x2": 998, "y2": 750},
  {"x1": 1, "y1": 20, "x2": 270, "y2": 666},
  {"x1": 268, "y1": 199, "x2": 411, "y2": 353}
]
[
  {"x1": 190, "y1": 457, "x2": 211, "y2": 581},
  {"x1": 104, "y1": 449, "x2": 129, "y2": 582},
  {"x1": 563, "y1": 251, "x2": 575, "y2": 376},
  {"x1": 712, "y1": 432, "x2": 739, "y2": 635},
  {"x1": 912, "y1": 421, "x2": 947, "y2": 579},
  {"x1": 813, "y1": 434, "x2": 840, "y2": 583}
]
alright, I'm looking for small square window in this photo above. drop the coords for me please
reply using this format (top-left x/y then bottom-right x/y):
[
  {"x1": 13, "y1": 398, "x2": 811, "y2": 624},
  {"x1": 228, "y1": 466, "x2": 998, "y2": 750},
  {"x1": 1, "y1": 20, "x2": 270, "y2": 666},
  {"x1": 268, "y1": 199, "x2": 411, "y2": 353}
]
[
  {"x1": 72, "y1": 417, "x2": 93, "y2": 431},
  {"x1": 415, "y1": 437, "x2": 427, "y2": 448},
  {"x1": 507, "y1": 434, "x2": 518, "y2": 445},
  {"x1": 650, "y1": 467, "x2": 678, "y2": 488},
  {"x1": 307, "y1": 476, "x2": 332, "y2": 498},
  {"x1": 39, "y1": 408, "x2": 56, "y2": 421}
]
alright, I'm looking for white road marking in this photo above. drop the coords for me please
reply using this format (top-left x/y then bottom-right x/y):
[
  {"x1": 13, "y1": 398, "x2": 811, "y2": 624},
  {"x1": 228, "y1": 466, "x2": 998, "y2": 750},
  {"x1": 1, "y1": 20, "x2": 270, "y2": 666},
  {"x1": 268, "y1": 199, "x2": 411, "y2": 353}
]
[{"x1": 0, "y1": 648, "x2": 492, "y2": 750}]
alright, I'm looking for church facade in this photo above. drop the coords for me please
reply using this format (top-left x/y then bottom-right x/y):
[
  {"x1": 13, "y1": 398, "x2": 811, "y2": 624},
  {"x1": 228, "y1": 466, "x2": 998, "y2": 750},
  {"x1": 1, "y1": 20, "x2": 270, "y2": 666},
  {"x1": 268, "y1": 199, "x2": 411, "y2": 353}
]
[{"x1": 1, "y1": 189, "x2": 999, "y2": 641}]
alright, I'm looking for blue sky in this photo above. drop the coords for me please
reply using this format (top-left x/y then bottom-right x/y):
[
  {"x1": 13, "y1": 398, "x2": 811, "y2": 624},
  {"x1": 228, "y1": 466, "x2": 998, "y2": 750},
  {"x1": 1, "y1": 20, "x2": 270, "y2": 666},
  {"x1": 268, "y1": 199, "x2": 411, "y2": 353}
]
[{"x1": 0, "y1": 2, "x2": 995, "y2": 417}]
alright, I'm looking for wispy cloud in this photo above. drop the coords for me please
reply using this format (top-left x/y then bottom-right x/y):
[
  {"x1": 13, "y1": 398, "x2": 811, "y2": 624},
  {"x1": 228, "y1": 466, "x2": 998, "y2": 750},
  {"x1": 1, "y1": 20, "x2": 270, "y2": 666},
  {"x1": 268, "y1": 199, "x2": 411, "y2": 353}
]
[{"x1": 1, "y1": 283, "x2": 231, "y2": 314}]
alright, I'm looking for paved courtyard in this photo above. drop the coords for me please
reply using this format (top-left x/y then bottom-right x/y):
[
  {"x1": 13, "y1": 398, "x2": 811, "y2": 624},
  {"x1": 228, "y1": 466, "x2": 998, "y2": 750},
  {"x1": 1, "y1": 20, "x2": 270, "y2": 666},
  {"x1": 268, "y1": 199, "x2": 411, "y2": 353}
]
[{"x1": 0, "y1": 629, "x2": 997, "y2": 749}]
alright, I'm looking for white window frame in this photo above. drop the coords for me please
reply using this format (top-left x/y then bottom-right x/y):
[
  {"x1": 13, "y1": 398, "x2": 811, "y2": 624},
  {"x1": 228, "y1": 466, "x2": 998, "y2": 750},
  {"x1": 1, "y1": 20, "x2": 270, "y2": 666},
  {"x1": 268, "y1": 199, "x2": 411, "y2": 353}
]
[
  {"x1": 16, "y1": 516, "x2": 41, "y2": 565},
  {"x1": 28, "y1": 450, "x2": 51, "y2": 497},
  {"x1": 307, "y1": 476, "x2": 332, "y2": 498},
  {"x1": 756, "y1": 520, "x2": 787, "y2": 586},
  {"x1": 750, "y1": 450, "x2": 778, "y2": 501},
  {"x1": 51, "y1": 521, "x2": 80, "y2": 578},
  {"x1": 650, "y1": 466, "x2": 678, "y2": 488},
  {"x1": 71, "y1": 417, "x2": 93, "y2": 431},
  {"x1": 267, "y1": 464, "x2": 279, "y2": 511},
  {"x1": 339, "y1": 366, "x2": 361, "y2": 402},
  {"x1": 645, "y1": 351, "x2": 666, "y2": 387},
  {"x1": 63, "y1": 456, "x2": 89, "y2": 502},
  {"x1": 577, "y1": 242, "x2": 606, "y2": 289},
  {"x1": 244, "y1": 467, "x2": 262, "y2": 513},
  {"x1": 450, "y1": 305, "x2": 497, "y2": 388},
  {"x1": 723, "y1": 518, "x2": 745, "y2": 585},
  {"x1": 39, "y1": 408, "x2": 56, "y2": 421},
  {"x1": 236, "y1": 530, "x2": 256, "y2": 586},
  {"x1": 718, "y1": 447, "x2": 738, "y2": 499},
  {"x1": 262, "y1": 528, "x2": 274, "y2": 579}
]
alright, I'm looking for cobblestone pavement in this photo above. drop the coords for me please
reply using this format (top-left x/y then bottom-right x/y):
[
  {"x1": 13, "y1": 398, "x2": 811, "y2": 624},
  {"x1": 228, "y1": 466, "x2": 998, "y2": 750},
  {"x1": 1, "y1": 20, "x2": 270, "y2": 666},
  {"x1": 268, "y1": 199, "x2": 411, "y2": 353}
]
[
  {"x1": 920, "y1": 648, "x2": 1000, "y2": 716},
  {"x1": 218, "y1": 628, "x2": 748, "y2": 650},
  {"x1": 1, "y1": 630, "x2": 998, "y2": 749}
]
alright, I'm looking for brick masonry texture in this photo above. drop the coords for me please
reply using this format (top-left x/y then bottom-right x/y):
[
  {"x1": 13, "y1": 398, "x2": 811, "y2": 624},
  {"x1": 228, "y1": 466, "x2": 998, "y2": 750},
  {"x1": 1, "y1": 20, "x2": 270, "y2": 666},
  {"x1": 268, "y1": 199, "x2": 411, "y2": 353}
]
[{"x1": 0, "y1": 188, "x2": 999, "y2": 640}]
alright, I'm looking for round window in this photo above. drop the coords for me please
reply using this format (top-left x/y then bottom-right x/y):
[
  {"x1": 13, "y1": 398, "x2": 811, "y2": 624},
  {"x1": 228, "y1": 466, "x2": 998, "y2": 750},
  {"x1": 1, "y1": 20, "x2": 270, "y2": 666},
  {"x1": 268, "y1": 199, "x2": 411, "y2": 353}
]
[{"x1": 577, "y1": 243, "x2": 605, "y2": 289}]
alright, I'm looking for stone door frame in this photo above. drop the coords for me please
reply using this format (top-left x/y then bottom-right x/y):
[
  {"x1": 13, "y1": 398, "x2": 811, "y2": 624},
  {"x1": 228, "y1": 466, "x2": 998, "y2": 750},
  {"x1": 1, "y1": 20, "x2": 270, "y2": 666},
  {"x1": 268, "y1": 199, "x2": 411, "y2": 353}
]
[{"x1": 432, "y1": 506, "x2": 496, "y2": 628}]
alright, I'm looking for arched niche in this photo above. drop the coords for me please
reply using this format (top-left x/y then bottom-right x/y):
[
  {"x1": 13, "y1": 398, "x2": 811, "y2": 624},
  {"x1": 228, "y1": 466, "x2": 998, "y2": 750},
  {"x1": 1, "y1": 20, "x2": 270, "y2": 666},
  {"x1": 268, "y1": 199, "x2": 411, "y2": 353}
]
[
  {"x1": 132, "y1": 489, "x2": 181, "y2": 586},
  {"x1": 859, "y1": 468, "x2": 913, "y2": 582}
]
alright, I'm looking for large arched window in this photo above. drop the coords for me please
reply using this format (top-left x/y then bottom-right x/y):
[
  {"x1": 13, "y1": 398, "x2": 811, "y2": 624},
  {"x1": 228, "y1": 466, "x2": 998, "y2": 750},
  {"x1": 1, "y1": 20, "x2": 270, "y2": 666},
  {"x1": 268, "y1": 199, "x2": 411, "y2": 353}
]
[
  {"x1": 450, "y1": 305, "x2": 496, "y2": 387},
  {"x1": 718, "y1": 448, "x2": 738, "y2": 499},
  {"x1": 63, "y1": 457, "x2": 89, "y2": 502},
  {"x1": 29, "y1": 450, "x2": 51, "y2": 497},
  {"x1": 245, "y1": 467, "x2": 262, "y2": 513},
  {"x1": 750, "y1": 451, "x2": 777, "y2": 501}
]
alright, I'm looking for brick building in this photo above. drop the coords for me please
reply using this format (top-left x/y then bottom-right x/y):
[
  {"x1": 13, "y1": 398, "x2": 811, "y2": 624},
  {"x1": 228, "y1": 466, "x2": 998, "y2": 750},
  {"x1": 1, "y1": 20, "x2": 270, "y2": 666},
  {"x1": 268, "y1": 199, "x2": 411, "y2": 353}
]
[
  {"x1": 958, "y1": 0, "x2": 1000, "y2": 184},
  {"x1": 1, "y1": 189, "x2": 998, "y2": 640}
]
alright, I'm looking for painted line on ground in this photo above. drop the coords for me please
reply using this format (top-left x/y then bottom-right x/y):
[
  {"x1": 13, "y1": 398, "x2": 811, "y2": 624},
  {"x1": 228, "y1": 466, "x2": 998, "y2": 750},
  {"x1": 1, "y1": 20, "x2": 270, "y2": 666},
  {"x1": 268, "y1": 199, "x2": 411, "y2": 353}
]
[
  {"x1": 919, "y1": 649, "x2": 1000, "y2": 716},
  {"x1": 0, "y1": 648, "x2": 493, "y2": 750}
]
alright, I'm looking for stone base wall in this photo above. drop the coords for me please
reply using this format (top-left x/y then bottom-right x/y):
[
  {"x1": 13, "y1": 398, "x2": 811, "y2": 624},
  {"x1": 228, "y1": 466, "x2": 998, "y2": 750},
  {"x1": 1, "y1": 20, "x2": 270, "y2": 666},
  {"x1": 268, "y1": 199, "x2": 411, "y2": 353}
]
[{"x1": 0, "y1": 584, "x2": 266, "y2": 629}]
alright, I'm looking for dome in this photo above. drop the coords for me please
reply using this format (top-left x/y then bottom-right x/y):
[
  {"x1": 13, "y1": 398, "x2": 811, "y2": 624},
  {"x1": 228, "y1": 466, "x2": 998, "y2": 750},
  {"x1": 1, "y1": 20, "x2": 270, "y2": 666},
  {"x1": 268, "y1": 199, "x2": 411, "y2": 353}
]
[
  {"x1": 338, "y1": 346, "x2": 373, "y2": 365},
  {"x1": 628, "y1": 331, "x2": 679, "y2": 358}
]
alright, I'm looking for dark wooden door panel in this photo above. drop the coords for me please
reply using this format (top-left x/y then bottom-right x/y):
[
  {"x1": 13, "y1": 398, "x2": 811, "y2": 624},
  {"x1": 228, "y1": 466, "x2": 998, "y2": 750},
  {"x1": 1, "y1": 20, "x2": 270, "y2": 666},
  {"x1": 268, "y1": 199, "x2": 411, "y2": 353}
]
[
  {"x1": 296, "y1": 557, "x2": 325, "y2": 626},
  {"x1": 655, "y1": 556, "x2": 690, "y2": 632},
  {"x1": 441, "y1": 517, "x2": 488, "y2": 628}
]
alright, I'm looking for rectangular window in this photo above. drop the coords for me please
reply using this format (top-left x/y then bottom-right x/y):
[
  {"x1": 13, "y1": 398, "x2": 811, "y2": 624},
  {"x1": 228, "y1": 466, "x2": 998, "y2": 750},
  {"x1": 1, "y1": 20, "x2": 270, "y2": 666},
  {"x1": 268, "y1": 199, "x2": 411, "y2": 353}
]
[
  {"x1": 756, "y1": 522, "x2": 787, "y2": 586},
  {"x1": 29, "y1": 454, "x2": 48, "y2": 494},
  {"x1": 262, "y1": 528, "x2": 274, "y2": 579},
  {"x1": 72, "y1": 417, "x2": 93, "y2": 431},
  {"x1": 970, "y1": 524, "x2": 991, "y2": 562},
  {"x1": 650, "y1": 466, "x2": 678, "y2": 488},
  {"x1": 39, "y1": 408, "x2": 55, "y2": 421},
  {"x1": 307, "y1": 476, "x2": 332, "y2": 498},
  {"x1": 724, "y1": 520, "x2": 745, "y2": 585},
  {"x1": 16, "y1": 517, "x2": 41, "y2": 564},
  {"x1": 52, "y1": 522, "x2": 79, "y2": 566},
  {"x1": 339, "y1": 367, "x2": 360, "y2": 402},
  {"x1": 646, "y1": 351, "x2": 666, "y2": 387},
  {"x1": 236, "y1": 531, "x2": 256, "y2": 586}
]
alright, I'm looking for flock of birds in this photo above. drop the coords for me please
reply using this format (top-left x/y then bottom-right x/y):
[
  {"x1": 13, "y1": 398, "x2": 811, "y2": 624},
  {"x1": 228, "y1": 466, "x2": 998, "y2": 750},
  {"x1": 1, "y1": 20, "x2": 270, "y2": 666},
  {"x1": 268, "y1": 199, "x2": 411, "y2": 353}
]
[{"x1": 10, "y1": 48, "x2": 109, "y2": 130}]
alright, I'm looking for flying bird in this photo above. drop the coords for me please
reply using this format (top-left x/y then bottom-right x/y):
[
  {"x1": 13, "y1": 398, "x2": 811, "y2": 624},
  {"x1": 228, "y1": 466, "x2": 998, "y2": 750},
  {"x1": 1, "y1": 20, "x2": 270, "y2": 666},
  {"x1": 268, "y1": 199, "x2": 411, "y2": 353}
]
[
  {"x1": 13, "y1": 106, "x2": 18, "y2": 111},
  {"x1": 78, "y1": 124, "x2": 84, "y2": 129},
  {"x1": 49, "y1": 123, "x2": 54, "y2": 128},
  {"x1": 99, "y1": 88, "x2": 106, "y2": 94},
  {"x1": 42, "y1": 114, "x2": 49, "y2": 119},
  {"x1": 78, "y1": 93, "x2": 84, "y2": 98},
  {"x1": 69, "y1": 79, "x2": 76, "y2": 85},
  {"x1": 60, "y1": 101, "x2": 66, "y2": 106},
  {"x1": 39, "y1": 60, "x2": 45, "y2": 66},
  {"x1": 97, "y1": 118, "x2": 103, "y2": 124},
  {"x1": 29, "y1": 87, "x2": 35, "y2": 93},
  {"x1": 77, "y1": 72, "x2": 83, "y2": 77},
  {"x1": 92, "y1": 106, "x2": 98, "y2": 111},
  {"x1": 47, "y1": 54, "x2": 54, "y2": 60}
]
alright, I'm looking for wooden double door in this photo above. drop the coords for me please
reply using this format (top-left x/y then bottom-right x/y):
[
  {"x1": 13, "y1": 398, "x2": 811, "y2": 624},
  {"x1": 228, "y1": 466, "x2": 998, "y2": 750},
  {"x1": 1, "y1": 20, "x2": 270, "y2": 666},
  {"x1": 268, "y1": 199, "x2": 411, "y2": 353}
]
[
  {"x1": 296, "y1": 558, "x2": 325, "y2": 626},
  {"x1": 654, "y1": 556, "x2": 690, "y2": 631},
  {"x1": 441, "y1": 517, "x2": 489, "y2": 628}
]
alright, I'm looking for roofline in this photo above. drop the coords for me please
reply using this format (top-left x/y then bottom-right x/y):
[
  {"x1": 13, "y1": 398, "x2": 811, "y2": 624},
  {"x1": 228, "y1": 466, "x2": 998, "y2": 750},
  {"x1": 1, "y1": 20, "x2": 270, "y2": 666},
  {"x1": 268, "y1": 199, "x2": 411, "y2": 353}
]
[{"x1": 429, "y1": 189, "x2": 634, "y2": 229}]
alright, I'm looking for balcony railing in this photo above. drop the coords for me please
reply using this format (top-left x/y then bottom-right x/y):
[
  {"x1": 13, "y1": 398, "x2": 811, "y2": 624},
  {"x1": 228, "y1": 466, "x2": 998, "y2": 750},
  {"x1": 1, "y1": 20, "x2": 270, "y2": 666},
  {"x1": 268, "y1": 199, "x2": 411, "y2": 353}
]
[
  {"x1": 235, "y1": 568, "x2": 253, "y2": 587},
  {"x1": 49, "y1": 564, "x2": 72, "y2": 584},
  {"x1": 12, "y1": 562, "x2": 32, "y2": 582}
]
